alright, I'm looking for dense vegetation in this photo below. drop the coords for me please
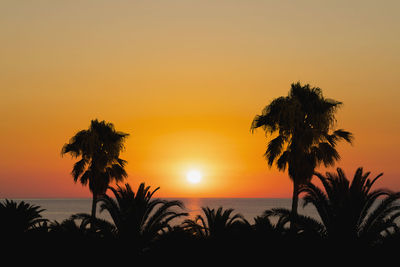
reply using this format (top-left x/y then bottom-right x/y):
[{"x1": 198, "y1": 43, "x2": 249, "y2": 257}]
[{"x1": 2, "y1": 168, "x2": 400, "y2": 260}]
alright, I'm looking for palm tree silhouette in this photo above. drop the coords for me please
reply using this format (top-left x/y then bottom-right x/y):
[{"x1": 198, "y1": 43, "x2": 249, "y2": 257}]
[
  {"x1": 183, "y1": 206, "x2": 249, "y2": 238},
  {"x1": 0, "y1": 199, "x2": 48, "y2": 237},
  {"x1": 97, "y1": 183, "x2": 188, "y2": 248},
  {"x1": 61, "y1": 119, "x2": 129, "y2": 222},
  {"x1": 300, "y1": 167, "x2": 400, "y2": 245},
  {"x1": 251, "y1": 82, "x2": 353, "y2": 217}
]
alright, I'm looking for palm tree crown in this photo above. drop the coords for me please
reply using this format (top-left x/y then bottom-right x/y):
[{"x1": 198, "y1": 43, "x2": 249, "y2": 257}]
[
  {"x1": 98, "y1": 183, "x2": 188, "y2": 248},
  {"x1": 61, "y1": 119, "x2": 129, "y2": 219},
  {"x1": 251, "y1": 82, "x2": 353, "y2": 215},
  {"x1": 301, "y1": 167, "x2": 400, "y2": 245},
  {"x1": 0, "y1": 199, "x2": 47, "y2": 236},
  {"x1": 183, "y1": 206, "x2": 249, "y2": 238}
]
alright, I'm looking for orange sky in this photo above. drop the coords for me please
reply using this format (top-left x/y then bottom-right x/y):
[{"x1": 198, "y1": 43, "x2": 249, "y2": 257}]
[{"x1": 0, "y1": 1, "x2": 399, "y2": 198}]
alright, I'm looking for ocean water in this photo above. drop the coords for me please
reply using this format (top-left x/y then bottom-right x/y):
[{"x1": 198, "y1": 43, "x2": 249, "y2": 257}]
[{"x1": 12, "y1": 198, "x2": 320, "y2": 224}]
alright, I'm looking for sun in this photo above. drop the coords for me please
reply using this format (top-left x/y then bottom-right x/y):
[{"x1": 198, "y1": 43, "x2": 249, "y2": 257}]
[{"x1": 186, "y1": 169, "x2": 202, "y2": 184}]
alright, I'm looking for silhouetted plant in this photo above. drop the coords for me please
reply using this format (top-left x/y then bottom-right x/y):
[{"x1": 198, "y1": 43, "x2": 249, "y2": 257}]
[
  {"x1": 0, "y1": 199, "x2": 48, "y2": 237},
  {"x1": 261, "y1": 208, "x2": 325, "y2": 238},
  {"x1": 183, "y1": 207, "x2": 249, "y2": 238},
  {"x1": 300, "y1": 167, "x2": 400, "y2": 245},
  {"x1": 251, "y1": 82, "x2": 353, "y2": 217},
  {"x1": 61, "y1": 119, "x2": 129, "y2": 222},
  {"x1": 97, "y1": 183, "x2": 188, "y2": 248},
  {"x1": 72, "y1": 213, "x2": 117, "y2": 238},
  {"x1": 50, "y1": 217, "x2": 91, "y2": 237},
  {"x1": 254, "y1": 208, "x2": 329, "y2": 256},
  {"x1": 50, "y1": 214, "x2": 116, "y2": 239},
  {"x1": 254, "y1": 210, "x2": 290, "y2": 236},
  {"x1": 252, "y1": 211, "x2": 290, "y2": 247},
  {"x1": 44, "y1": 215, "x2": 118, "y2": 256}
]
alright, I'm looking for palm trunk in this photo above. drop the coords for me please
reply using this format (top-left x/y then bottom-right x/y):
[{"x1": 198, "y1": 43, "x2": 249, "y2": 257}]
[
  {"x1": 290, "y1": 180, "x2": 300, "y2": 230},
  {"x1": 91, "y1": 193, "x2": 97, "y2": 230}
]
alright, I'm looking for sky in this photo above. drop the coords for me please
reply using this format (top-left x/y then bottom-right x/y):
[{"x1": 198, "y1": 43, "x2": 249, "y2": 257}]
[{"x1": 0, "y1": 0, "x2": 399, "y2": 198}]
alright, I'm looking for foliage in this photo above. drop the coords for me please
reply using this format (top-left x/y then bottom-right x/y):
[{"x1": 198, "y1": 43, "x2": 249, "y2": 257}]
[
  {"x1": 251, "y1": 82, "x2": 353, "y2": 214},
  {"x1": 261, "y1": 208, "x2": 326, "y2": 238},
  {"x1": 97, "y1": 183, "x2": 188, "y2": 248},
  {"x1": 0, "y1": 199, "x2": 47, "y2": 236},
  {"x1": 2, "y1": 184, "x2": 400, "y2": 258},
  {"x1": 183, "y1": 206, "x2": 249, "y2": 238},
  {"x1": 61, "y1": 119, "x2": 129, "y2": 197},
  {"x1": 61, "y1": 119, "x2": 129, "y2": 219},
  {"x1": 300, "y1": 167, "x2": 400, "y2": 245}
]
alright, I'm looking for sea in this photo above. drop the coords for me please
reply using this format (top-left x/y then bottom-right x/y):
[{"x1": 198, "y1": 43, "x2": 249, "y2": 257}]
[{"x1": 10, "y1": 198, "x2": 320, "y2": 224}]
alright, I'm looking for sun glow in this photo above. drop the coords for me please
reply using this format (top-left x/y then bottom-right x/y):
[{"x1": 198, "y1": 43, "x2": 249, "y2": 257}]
[{"x1": 186, "y1": 169, "x2": 202, "y2": 184}]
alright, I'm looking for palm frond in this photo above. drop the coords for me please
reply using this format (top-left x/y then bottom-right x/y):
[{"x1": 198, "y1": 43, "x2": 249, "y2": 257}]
[
  {"x1": 0, "y1": 199, "x2": 47, "y2": 232},
  {"x1": 276, "y1": 150, "x2": 290, "y2": 171},
  {"x1": 144, "y1": 200, "x2": 186, "y2": 233},
  {"x1": 264, "y1": 135, "x2": 286, "y2": 166},
  {"x1": 361, "y1": 192, "x2": 400, "y2": 235},
  {"x1": 333, "y1": 129, "x2": 354, "y2": 144},
  {"x1": 72, "y1": 158, "x2": 87, "y2": 181},
  {"x1": 98, "y1": 183, "x2": 187, "y2": 245},
  {"x1": 300, "y1": 183, "x2": 330, "y2": 228}
]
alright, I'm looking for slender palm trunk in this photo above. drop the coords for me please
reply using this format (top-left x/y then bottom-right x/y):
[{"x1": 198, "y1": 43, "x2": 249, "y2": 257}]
[
  {"x1": 91, "y1": 193, "x2": 97, "y2": 230},
  {"x1": 291, "y1": 181, "x2": 299, "y2": 214},
  {"x1": 290, "y1": 180, "x2": 300, "y2": 230}
]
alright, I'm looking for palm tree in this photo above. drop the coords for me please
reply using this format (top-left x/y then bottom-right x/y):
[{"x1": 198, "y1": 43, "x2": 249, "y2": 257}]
[
  {"x1": 251, "y1": 82, "x2": 353, "y2": 217},
  {"x1": 0, "y1": 199, "x2": 48, "y2": 237},
  {"x1": 61, "y1": 119, "x2": 129, "y2": 222},
  {"x1": 97, "y1": 183, "x2": 188, "y2": 248},
  {"x1": 300, "y1": 167, "x2": 400, "y2": 245},
  {"x1": 183, "y1": 206, "x2": 249, "y2": 238}
]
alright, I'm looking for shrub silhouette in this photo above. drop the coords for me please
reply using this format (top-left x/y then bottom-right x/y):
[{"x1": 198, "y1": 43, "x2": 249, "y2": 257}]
[
  {"x1": 183, "y1": 206, "x2": 249, "y2": 238},
  {"x1": 0, "y1": 199, "x2": 47, "y2": 238},
  {"x1": 97, "y1": 183, "x2": 188, "y2": 251},
  {"x1": 300, "y1": 167, "x2": 400, "y2": 246}
]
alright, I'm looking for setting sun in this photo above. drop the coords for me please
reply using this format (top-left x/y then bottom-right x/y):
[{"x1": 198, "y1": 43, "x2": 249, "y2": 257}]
[
  {"x1": 0, "y1": 1, "x2": 399, "y2": 200},
  {"x1": 186, "y1": 170, "x2": 202, "y2": 184}
]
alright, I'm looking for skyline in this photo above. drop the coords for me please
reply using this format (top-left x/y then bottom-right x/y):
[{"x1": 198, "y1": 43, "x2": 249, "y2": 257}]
[{"x1": 1, "y1": 0, "x2": 399, "y2": 198}]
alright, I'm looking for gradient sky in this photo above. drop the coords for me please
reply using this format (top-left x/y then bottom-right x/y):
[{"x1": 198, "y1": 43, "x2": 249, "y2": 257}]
[{"x1": 0, "y1": 0, "x2": 399, "y2": 198}]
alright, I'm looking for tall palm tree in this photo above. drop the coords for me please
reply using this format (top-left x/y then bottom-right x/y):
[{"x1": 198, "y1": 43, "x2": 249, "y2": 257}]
[
  {"x1": 251, "y1": 82, "x2": 353, "y2": 217},
  {"x1": 300, "y1": 167, "x2": 400, "y2": 245},
  {"x1": 183, "y1": 206, "x2": 249, "y2": 238},
  {"x1": 61, "y1": 119, "x2": 129, "y2": 222},
  {"x1": 0, "y1": 199, "x2": 48, "y2": 237},
  {"x1": 97, "y1": 183, "x2": 188, "y2": 248}
]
